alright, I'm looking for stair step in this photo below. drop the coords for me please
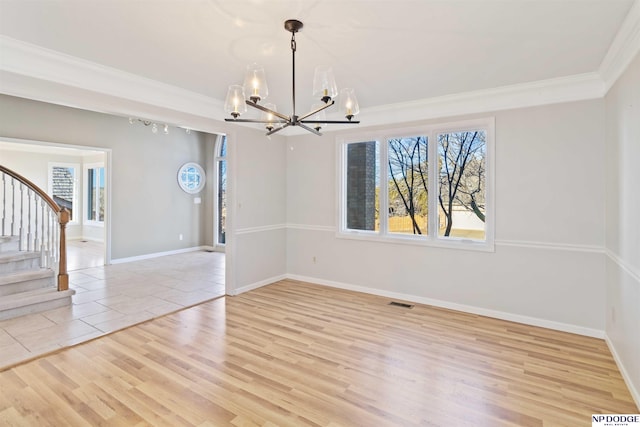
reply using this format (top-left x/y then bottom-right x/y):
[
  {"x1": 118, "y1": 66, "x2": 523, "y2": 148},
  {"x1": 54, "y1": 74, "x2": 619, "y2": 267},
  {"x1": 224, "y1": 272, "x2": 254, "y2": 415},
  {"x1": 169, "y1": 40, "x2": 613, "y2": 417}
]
[
  {"x1": 0, "y1": 288, "x2": 75, "y2": 321},
  {"x1": 0, "y1": 269, "x2": 55, "y2": 296},
  {"x1": 0, "y1": 251, "x2": 41, "y2": 274}
]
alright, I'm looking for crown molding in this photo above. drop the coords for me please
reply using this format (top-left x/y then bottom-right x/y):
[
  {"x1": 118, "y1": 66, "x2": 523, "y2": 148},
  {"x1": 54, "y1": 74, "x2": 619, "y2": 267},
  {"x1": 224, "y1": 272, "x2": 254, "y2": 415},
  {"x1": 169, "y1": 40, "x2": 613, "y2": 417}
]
[
  {"x1": 279, "y1": 72, "x2": 604, "y2": 136},
  {"x1": 599, "y1": 0, "x2": 640, "y2": 93},
  {"x1": 0, "y1": 35, "x2": 225, "y2": 121},
  {"x1": 351, "y1": 73, "x2": 604, "y2": 131},
  {"x1": 0, "y1": 27, "x2": 628, "y2": 134}
]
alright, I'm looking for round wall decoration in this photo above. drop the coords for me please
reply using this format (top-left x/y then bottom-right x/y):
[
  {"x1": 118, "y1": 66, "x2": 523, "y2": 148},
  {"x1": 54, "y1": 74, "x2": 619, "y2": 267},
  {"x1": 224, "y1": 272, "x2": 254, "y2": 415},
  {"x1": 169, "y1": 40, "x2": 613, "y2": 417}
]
[{"x1": 177, "y1": 162, "x2": 206, "y2": 194}]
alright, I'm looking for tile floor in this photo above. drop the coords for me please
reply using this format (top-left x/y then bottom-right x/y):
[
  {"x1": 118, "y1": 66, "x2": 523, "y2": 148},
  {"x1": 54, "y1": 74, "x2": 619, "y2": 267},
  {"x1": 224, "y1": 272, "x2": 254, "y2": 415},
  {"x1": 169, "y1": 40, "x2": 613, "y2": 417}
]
[
  {"x1": 67, "y1": 239, "x2": 105, "y2": 271},
  {"x1": 0, "y1": 250, "x2": 225, "y2": 370}
]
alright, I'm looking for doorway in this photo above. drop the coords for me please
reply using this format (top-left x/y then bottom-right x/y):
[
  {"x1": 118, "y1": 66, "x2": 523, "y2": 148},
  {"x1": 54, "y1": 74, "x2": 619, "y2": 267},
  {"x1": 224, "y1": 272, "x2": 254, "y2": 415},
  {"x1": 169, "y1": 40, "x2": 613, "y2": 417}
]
[{"x1": 0, "y1": 138, "x2": 110, "y2": 270}]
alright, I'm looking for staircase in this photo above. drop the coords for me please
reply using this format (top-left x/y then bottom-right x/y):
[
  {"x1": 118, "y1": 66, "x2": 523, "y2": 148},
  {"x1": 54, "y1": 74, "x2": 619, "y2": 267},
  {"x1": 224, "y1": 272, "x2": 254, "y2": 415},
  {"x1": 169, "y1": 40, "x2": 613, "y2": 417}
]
[
  {"x1": 0, "y1": 235, "x2": 74, "y2": 320},
  {"x1": 1, "y1": 164, "x2": 73, "y2": 320}
]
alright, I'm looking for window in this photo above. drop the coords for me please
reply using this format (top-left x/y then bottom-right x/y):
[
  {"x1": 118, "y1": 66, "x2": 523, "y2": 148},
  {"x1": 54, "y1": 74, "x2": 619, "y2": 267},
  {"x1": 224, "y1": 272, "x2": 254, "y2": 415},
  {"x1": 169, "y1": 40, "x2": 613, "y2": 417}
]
[
  {"x1": 84, "y1": 163, "x2": 105, "y2": 224},
  {"x1": 437, "y1": 130, "x2": 486, "y2": 240},
  {"x1": 177, "y1": 162, "x2": 206, "y2": 194},
  {"x1": 339, "y1": 118, "x2": 494, "y2": 250},
  {"x1": 345, "y1": 141, "x2": 378, "y2": 231},
  {"x1": 215, "y1": 136, "x2": 227, "y2": 247},
  {"x1": 388, "y1": 135, "x2": 429, "y2": 235},
  {"x1": 48, "y1": 163, "x2": 78, "y2": 223}
]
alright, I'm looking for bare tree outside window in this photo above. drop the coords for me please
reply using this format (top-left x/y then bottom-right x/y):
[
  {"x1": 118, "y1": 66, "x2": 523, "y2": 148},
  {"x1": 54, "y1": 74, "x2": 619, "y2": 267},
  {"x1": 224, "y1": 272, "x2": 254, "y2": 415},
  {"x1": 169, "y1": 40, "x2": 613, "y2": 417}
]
[
  {"x1": 437, "y1": 131, "x2": 486, "y2": 239},
  {"x1": 387, "y1": 136, "x2": 428, "y2": 234}
]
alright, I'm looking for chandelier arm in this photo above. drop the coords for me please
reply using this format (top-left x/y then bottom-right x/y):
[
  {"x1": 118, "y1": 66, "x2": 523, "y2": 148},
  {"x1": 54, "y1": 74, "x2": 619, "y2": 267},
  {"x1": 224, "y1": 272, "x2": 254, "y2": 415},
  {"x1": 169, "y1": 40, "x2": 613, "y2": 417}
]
[
  {"x1": 297, "y1": 122, "x2": 322, "y2": 136},
  {"x1": 297, "y1": 100, "x2": 335, "y2": 122},
  {"x1": 266, "y1": 122, "x2": 292, "y2": 136},
  {"x1": 301, "y1": 120, "x2": 361, "y2": 124},
  {"x1": 225, "y1": 118, "x2": 288, "y2": 124},
  {"x1": 246, "y1": 101, "x2": 291, "y2": 121}
]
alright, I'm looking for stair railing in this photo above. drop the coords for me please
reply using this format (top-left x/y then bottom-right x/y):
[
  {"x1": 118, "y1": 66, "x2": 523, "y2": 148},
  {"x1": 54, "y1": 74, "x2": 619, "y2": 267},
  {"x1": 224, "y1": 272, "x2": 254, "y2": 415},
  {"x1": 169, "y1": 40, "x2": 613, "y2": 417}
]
[{"x1": 0, "y1": 165, "x2": 69, "y2": 291}]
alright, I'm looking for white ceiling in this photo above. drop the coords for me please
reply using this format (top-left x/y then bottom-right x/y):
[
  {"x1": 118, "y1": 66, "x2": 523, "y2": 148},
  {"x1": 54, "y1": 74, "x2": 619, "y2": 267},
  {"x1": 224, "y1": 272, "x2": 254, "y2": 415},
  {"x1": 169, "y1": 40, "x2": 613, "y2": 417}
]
[{"x1": 0, "y1": 0, "x2": 637, "y2": 128}]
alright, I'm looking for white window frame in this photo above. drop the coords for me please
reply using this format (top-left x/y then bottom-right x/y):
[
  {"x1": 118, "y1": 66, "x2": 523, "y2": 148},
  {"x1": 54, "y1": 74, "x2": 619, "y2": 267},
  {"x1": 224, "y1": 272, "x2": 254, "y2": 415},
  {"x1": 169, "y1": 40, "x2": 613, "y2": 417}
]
[
  {"x1": 337, "y1": 117, "x2": 495, "y2": 252},
  {"x1": 83, "y1": 162, "x2": 105, "y2": 227},
  {"x1": 48, "y1": 162, "x2": 79, "y2": 225}
]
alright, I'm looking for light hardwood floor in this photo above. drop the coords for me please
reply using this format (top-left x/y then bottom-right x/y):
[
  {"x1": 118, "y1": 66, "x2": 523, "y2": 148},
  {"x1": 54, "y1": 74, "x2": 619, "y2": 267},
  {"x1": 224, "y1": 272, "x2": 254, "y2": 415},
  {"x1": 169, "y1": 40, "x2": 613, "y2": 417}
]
[{"x1": 0, "y1": 280, "x2": 637, "y2": 426}]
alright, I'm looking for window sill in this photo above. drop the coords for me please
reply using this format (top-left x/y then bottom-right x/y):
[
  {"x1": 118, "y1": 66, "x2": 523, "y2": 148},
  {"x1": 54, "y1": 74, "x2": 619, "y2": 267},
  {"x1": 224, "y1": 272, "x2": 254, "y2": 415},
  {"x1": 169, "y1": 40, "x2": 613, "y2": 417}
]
[{"x1": 336, "y1": 230, "x2": 494, "y2": 253}]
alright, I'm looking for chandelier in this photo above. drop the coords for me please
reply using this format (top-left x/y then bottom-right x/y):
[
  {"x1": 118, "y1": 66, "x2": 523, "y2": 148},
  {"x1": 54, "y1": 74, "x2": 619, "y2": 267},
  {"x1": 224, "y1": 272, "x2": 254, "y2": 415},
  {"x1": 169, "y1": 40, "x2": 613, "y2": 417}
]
[{"x1": 224, "y1": 19, "x2": 360, "y2": 136}]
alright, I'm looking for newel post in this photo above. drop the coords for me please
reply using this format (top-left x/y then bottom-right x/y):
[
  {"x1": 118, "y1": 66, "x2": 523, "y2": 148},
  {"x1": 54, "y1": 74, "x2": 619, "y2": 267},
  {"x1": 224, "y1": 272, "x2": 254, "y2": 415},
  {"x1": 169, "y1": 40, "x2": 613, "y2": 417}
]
[{"x1": 58, "y1": 207, "x2": 70, "y2": 291}]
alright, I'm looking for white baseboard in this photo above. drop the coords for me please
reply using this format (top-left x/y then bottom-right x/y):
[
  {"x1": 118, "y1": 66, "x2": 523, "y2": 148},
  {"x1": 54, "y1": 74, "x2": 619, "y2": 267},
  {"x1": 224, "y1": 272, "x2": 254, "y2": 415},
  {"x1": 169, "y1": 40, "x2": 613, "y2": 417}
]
[
  {"x1": 605, "y1": 334, "x2": 640, "y2": 409},
  {"x1": 192, "y1": 270, "x2": 607, "y2": 339},
  {"x1": 110, "y1": 246, "x2": 209, "y2": 264},
  {"x1": 229, "y1": 274, "x2": 288, "y2": 296},
  {"x1": 286, "y1": 274, "x2": 605, "y2": 339}
]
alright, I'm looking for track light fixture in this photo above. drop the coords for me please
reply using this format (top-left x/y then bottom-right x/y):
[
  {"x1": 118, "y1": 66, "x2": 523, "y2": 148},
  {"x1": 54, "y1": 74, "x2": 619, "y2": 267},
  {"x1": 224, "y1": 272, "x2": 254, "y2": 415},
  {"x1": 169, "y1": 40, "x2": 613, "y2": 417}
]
[
  {"x1": 224, "y1": 19, "x2": 360, "y2": 136},
  {"x1": 128, "y1": 118, "x2": 172, "y2": 135}
]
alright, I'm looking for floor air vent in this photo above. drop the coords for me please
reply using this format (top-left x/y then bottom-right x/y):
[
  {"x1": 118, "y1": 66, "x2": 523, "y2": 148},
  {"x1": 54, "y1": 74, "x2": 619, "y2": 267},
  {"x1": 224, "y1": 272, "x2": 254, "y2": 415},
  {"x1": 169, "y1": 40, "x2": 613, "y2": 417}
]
[{"x1": 389, "y1": 301, "x2": 414, "y2": 309}]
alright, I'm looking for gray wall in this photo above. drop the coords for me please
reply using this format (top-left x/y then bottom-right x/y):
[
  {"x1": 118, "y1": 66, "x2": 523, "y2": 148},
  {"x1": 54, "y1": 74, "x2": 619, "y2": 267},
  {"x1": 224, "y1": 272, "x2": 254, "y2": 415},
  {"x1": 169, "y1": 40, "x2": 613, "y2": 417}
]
[
  {"x1": 0, "y1": 94, "x2": 213, "y2": 259},
  {"x1": 0, "y1": 94, "x2": 291, "y2": 295},
  {"x1": 605, "y1": 52, "x2": 640, "y2": 404},
  {"x1": 286, "y1": 99, "x2": 607, "y2": 335}
]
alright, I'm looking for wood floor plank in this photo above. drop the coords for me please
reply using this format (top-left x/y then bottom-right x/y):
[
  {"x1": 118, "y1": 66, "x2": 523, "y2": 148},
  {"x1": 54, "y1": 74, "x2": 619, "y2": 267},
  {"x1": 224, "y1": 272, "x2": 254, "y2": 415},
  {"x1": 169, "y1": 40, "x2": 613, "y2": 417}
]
[{"x1": 0, "y1": 280, "x2": 637, "y2": 426}]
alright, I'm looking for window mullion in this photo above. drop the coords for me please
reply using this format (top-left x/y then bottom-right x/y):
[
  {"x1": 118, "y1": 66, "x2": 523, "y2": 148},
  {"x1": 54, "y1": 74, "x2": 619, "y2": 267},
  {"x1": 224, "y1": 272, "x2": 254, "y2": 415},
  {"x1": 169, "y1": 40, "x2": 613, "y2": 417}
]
[
  {"x1": 428, "y1": 131, "x2": 438, "y2": 241},
  {"x1": 379, "y1": 138, "x2": 388, "y2": 236},
  {"x1": 339, "y1": 142, "x2": 347, "y2": 232}
]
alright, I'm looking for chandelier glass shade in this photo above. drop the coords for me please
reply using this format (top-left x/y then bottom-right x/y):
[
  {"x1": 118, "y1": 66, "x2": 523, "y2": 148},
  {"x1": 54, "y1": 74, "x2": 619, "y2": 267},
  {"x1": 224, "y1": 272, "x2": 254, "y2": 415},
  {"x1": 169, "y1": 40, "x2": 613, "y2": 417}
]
[
  {"x1": 262, "y1": 103, "x2": 278, "y2": 132},
  {"x1": 311, "y1": 102, "x2": 327, "y2": 132},
  {"x1": 243, "y1": 63, "x2": 268, "y2": 103},
  {"x1": 313, "y1": 66, "x2": 338, "y2": 103},
  {"x1": 224, "y1": 85, "x2": 247, "y2": 118},
  {"x1": 224, "y1": 19, "x2": 360, "y2": 136}
]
